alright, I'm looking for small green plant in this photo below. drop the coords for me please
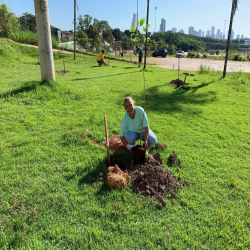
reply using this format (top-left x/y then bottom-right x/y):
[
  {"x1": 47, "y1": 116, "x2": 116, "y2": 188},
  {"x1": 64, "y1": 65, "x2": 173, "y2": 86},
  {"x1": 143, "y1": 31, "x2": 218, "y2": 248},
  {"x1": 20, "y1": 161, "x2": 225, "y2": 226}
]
[
  {"x1": 130, "y1": 17, "x2": 150, "y2": 43},
  {"x1": 231, "y1": 70, "x2": 248, "y2": 84},
  {"x1": 198, "y1": 63, "x2": 211, "y2": 74}
]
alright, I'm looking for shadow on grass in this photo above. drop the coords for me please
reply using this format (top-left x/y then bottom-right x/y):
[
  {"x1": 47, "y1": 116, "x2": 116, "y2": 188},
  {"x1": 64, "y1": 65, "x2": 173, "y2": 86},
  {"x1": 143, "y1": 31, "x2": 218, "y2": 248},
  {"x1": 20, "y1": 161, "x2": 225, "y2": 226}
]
[
  {"x1": 73, "y1": 71, "x2": 138, "y2": 81},
  {"x1": 0, "y1": 81, "x2": 40, "y2": 98},
  {"x1": 137, "y1": 82, "x2": 216, "y2": 114},
  {"x1": 189, "y1": 81, "x2": 214, "y2": 94}
]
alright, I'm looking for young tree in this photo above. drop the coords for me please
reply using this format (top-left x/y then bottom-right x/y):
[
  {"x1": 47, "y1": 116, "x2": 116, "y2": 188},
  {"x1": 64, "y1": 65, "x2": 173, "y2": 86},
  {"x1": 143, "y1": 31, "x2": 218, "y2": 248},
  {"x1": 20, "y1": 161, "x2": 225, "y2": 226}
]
[{"x1": 223, "y1": 0, "x2": 238, "y2": 78}]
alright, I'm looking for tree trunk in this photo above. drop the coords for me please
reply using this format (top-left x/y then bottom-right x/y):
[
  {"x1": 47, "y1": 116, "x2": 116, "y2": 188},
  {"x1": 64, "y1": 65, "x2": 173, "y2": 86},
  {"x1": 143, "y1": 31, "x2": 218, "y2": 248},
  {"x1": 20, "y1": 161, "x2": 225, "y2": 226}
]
[
  {"x1": 34, "y1": 0, "x2": 55, "y2": 81},
  {"x1": 223, "y1": 0, "x2": 237, "y2": 78},
  {"x1": 143, "y1": 0, "x2": 149, "y2": 69}
]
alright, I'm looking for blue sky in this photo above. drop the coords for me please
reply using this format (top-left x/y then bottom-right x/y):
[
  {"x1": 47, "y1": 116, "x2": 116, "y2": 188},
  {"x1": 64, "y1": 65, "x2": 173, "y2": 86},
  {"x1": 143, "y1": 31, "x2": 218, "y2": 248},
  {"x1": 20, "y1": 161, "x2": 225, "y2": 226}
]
[{"x1": 4, "y1": 0, "x2": 250, "y2": 38}]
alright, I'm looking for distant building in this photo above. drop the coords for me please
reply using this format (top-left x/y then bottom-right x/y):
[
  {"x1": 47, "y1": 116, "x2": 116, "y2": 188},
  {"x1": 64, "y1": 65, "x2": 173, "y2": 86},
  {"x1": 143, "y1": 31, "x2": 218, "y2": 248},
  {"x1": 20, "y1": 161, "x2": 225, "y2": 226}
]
[
  {"x1": 179, "y1": 29, "x2": 185, "y2": 34},
  {"x1": 198, "y1": 29, "x2": 202, "y2": 37},
  {"x1": 216, "y1": 29, "x2": 221, "y2": 39},
  {"x1": 211, "y1": 26, "x2": 215, "y2": 38},
  {"x1": 206, "y1": 30, "x2": 210, "y2": 37},
  {"x1": 159, "y1": 18, "x2": 166, "y2": 32},
  {"x1": 202, "y1": 31, "x2": 205, "y2": 37},
  {"x1": 131, "y1": 14, "x2": 137, "y2": 29},
  {"x1": 241, "y1": 34, "x2": 244, "y2": 39},
  {"x1": 236, "y1": 34, "x2": 240, "y2": 39},
  {"x1": 230, "y1": 30, "x2": 235, "y2": 40},
  {"x1": 188, "y1": 26, "x2": 194, "y2": 35},
  {"x1": 171, "y1": 27, "x2": 177, "y2": 33}
]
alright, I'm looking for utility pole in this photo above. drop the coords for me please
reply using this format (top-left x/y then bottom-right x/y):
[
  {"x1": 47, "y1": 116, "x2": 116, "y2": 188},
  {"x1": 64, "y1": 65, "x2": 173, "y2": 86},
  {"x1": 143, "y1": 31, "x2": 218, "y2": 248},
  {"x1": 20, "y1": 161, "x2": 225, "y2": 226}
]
[
  {"x1": 154, "y1": 7, "x2": 157, "y2": 41},
  {"x1": 137, "y1": 0, "x2": 138, "y2": 31},
  {"x1": 74, "y1": 0, "x2": 76, "y2": 59},
  {"x1": 34, "y1": 0, "x2": 55, "y2": 81}
]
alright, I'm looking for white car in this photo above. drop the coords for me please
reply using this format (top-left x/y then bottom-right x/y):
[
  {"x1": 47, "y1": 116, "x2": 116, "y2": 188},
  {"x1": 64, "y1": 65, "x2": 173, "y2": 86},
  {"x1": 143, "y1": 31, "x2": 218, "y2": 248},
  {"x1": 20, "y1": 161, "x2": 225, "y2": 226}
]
[{"x1": 176, "y1": 50, "x2": 185, "y2": 58}]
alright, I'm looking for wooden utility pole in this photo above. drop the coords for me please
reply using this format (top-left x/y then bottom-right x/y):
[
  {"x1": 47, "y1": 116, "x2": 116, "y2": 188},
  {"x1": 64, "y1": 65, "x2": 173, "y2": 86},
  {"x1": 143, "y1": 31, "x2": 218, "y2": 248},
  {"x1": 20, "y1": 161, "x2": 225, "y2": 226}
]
[{"x1": 34, "y1": 0, "x2": 55, "y2": 81}]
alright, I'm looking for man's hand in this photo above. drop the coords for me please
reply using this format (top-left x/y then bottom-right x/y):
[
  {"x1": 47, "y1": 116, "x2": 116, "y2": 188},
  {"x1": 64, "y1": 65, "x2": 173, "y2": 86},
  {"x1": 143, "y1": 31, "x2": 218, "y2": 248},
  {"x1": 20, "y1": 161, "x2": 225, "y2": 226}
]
[{"x1": 144, "y1": 141, "x2": 148, "y2": 151}]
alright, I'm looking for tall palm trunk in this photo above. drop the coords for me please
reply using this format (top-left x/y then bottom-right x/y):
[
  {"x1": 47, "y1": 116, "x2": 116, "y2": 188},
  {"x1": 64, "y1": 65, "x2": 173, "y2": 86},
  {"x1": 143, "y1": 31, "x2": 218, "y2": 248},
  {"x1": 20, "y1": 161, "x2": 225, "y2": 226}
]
[
  {"x1": 223, "y1": 0, "x2": 238, "y2": 78},
  {"x1": 143, "y1": 0, "x2": 149, "y2": 69}
]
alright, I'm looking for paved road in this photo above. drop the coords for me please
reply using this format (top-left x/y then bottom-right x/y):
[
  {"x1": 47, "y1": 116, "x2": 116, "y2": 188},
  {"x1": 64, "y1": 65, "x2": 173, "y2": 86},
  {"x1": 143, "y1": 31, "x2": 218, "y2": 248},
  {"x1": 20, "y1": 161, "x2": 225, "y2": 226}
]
[
  {"x1": 146, "y1": 57, "x2": 250, "y2": 72},
  {"x1": 22, "y1": 44, "x2": 250, "y2": 72}
]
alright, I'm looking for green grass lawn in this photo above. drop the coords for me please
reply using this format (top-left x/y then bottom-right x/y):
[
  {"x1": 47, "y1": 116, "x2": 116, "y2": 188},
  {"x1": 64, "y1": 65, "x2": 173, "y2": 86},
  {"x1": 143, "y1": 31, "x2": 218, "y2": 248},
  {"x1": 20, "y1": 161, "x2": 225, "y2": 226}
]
[{"x1": 0, "y1": 38, "x2": 250, "y2": 249}]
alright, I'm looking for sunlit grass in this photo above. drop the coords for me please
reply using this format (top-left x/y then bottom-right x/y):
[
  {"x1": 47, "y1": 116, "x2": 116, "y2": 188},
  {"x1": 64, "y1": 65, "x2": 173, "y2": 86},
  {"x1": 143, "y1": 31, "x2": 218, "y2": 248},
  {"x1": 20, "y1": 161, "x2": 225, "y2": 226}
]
[{"x1": 0, "y1": 39, "x2": 250, "y2": 249}]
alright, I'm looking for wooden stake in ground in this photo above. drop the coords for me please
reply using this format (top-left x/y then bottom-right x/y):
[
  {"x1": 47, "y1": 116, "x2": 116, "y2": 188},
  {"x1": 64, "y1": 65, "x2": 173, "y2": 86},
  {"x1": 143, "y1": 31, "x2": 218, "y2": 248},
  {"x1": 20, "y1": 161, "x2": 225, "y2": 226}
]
[
  {"x1": 63, "y1": 60, "x2": 66, "y2": 73},
  {"x1": 104, "y1": 115, "x2": 111, "y2": 166}
]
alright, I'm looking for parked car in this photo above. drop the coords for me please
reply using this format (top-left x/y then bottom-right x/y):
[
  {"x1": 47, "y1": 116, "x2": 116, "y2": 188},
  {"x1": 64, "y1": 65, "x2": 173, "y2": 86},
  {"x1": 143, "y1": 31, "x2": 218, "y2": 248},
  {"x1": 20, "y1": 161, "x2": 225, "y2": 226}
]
[
  {"x1": 152, "y1": 49, "x2": 168, "y2": 58},
  {"x1": 176, "y1": 50, "x2": 185, "y2": 58}
]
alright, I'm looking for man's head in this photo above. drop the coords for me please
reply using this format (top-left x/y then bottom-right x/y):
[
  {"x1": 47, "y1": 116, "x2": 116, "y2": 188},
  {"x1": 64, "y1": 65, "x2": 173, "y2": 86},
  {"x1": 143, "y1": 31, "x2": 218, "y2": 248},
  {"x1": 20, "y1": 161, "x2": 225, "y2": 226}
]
[
  {"x1": 136, "y1": 46, "x2": 138, "y2": 49},
  {"x1": 102, "y1": 50, "x2": 105, "y2": 53}
]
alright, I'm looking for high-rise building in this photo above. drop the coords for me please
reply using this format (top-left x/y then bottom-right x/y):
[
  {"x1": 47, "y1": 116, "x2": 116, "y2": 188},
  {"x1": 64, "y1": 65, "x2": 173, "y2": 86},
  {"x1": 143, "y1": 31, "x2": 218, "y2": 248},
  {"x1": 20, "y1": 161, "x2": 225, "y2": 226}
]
[
  {"x1": 131, "y1": 14, "x2": 137, "y2": 29},
  {"x1": 206, "y1": 30, "x2": 210, "y2": 37},
  {"x1": 171, "y1": 27, "x2": 177, "y2": 33},
  {"x1": 236, "y1": 34, "x2": 240, "y2": 39},
  {"x1": 198, "y1": 29, "x2": 202, "y2": 37},
  {"x1": 241, "y1": 34, "x2": 244, "y2": 39},
  {"x1": 202, "y1": 31, "x2": 205, "y2": 37},
  {"x1": 216, "y1": 29, "x2": 221, "y2": 39},
  {"x1": 230, "y1": 30, "x2": 235, "y2": 40},
  {"x1": 188, "y1": 26, "x2": 194, "y2": 35},
  {"x1": 159, "y1": 18, "x2": 166, "y2": 32},
  {"x1": 211, "y1": 26, "x2": 215, "y2": 38},
  {"x1": 179, "y1": 29, "x2": 185, "y2": 34}
]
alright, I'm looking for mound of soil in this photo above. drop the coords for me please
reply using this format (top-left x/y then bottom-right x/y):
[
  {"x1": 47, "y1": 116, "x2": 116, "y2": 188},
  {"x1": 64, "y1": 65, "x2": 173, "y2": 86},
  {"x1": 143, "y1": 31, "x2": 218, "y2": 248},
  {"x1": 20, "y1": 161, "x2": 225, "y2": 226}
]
[
  {"x1": 169, "y1": 79, "x2": 188, "y2": 87},
  {"x1": 104, "y1": 136, "x2": 181, "y2": 208},
  {"x1": 125, "y1": 153, "x2": 180, "y2": 208}
]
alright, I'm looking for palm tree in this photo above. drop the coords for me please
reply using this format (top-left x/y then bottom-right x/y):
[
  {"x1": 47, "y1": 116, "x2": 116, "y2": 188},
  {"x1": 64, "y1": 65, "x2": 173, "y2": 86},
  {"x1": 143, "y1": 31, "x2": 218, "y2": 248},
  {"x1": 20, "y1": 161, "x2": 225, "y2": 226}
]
[
  {"x1": 143, "y1": 0, "x2": 149, "y2": 69},
  {"x1": 223, "y1": 0, "x2": 238, "y2": 78}
]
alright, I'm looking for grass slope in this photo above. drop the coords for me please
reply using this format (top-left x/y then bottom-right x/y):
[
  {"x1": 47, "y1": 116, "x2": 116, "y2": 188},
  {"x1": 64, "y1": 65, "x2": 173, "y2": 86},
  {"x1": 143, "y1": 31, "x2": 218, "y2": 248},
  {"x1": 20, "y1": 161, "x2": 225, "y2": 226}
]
[{"x1": 0, "y1": 39, "x2": 250, "y2": 249}]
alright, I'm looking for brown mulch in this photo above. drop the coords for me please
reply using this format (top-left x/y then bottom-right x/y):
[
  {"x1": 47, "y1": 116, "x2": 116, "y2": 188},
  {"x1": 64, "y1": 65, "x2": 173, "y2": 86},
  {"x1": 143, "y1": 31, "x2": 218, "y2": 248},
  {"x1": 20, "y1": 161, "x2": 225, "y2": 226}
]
[{"x1": 104, "y1": 134, "x2": 128, "y2": 152}]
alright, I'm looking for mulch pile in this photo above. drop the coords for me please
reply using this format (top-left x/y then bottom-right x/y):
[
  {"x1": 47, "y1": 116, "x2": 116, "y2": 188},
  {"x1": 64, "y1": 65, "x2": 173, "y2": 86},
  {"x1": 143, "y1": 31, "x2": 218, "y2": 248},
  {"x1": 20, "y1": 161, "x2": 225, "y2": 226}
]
[
  {"x1": 104, "y1": 135, "x2": 181, "y2": 208},
  {"x1": 104, "y1": 134, "x2": 128, "y2": 152}
]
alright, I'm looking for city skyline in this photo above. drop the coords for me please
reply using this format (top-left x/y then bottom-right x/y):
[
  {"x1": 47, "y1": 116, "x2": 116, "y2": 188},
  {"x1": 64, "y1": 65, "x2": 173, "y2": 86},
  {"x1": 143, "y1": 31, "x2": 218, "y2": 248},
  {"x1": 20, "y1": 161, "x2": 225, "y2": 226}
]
[{"x1": 4, "y1": 0, "x2": 250, "y2": 38}]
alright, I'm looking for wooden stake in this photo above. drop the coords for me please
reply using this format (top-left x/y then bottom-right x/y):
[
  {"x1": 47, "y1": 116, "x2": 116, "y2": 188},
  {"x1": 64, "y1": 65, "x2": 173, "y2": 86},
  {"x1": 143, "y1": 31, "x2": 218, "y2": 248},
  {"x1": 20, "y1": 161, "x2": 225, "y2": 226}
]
[
  {"x1": 63, "y1": 60, "x2": 65, "y2": 72},
  {"x1": 104, "y1": 115, "x2": 110, "y2": 166}
]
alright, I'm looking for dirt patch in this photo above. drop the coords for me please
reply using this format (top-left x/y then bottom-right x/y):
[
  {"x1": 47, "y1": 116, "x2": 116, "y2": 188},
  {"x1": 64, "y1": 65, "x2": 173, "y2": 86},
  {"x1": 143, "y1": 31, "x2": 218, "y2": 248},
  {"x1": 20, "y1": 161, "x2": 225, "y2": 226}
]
[
  {"x1": 168, "y1": 79, "x2": 189, "y2": 87},
  {"x1": 104, "y1": 135, "x2": 181, "y2": 208},
  {"x1": 126, "y1": 153, "x2": 180, "y2": 208},
  {"x1": 56, "y1": 70, "x2": 70, "y2": 76}
]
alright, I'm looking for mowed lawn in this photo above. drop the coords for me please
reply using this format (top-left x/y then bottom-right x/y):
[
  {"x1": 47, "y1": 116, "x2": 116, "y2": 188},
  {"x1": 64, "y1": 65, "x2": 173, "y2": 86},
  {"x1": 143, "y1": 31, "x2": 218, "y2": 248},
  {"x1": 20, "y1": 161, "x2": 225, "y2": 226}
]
[{"x1": 0, "y1": 39, "x2": 250, "y2": 249}]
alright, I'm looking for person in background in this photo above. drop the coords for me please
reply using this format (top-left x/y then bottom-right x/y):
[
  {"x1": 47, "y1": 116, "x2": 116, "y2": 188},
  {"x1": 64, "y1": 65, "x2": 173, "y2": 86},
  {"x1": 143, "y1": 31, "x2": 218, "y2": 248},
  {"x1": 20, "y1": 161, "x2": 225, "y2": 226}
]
[
  {"x1": 120, "y1": 96, "x2": 157, "y2": 153},
  {"x1": 134, "y1": 45, "x2": 143, "y2": 68},
  {"x1": 97, "y1": 50, "x2": 109, "y2": 66}
]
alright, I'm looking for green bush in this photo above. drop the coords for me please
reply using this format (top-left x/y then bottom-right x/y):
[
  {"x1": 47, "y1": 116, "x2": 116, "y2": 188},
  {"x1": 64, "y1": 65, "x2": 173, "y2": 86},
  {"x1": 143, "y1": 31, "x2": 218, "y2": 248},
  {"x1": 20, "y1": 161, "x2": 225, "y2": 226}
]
[
  {"x1": 198, "y1": 63, "x2": 211, "y2": 74},
  {"x1": 233, "y1": 54, "x2": 242, "y2": 61},
  {"x1": 195, "y1": 53, "x2": 200, "y2": 58}
]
